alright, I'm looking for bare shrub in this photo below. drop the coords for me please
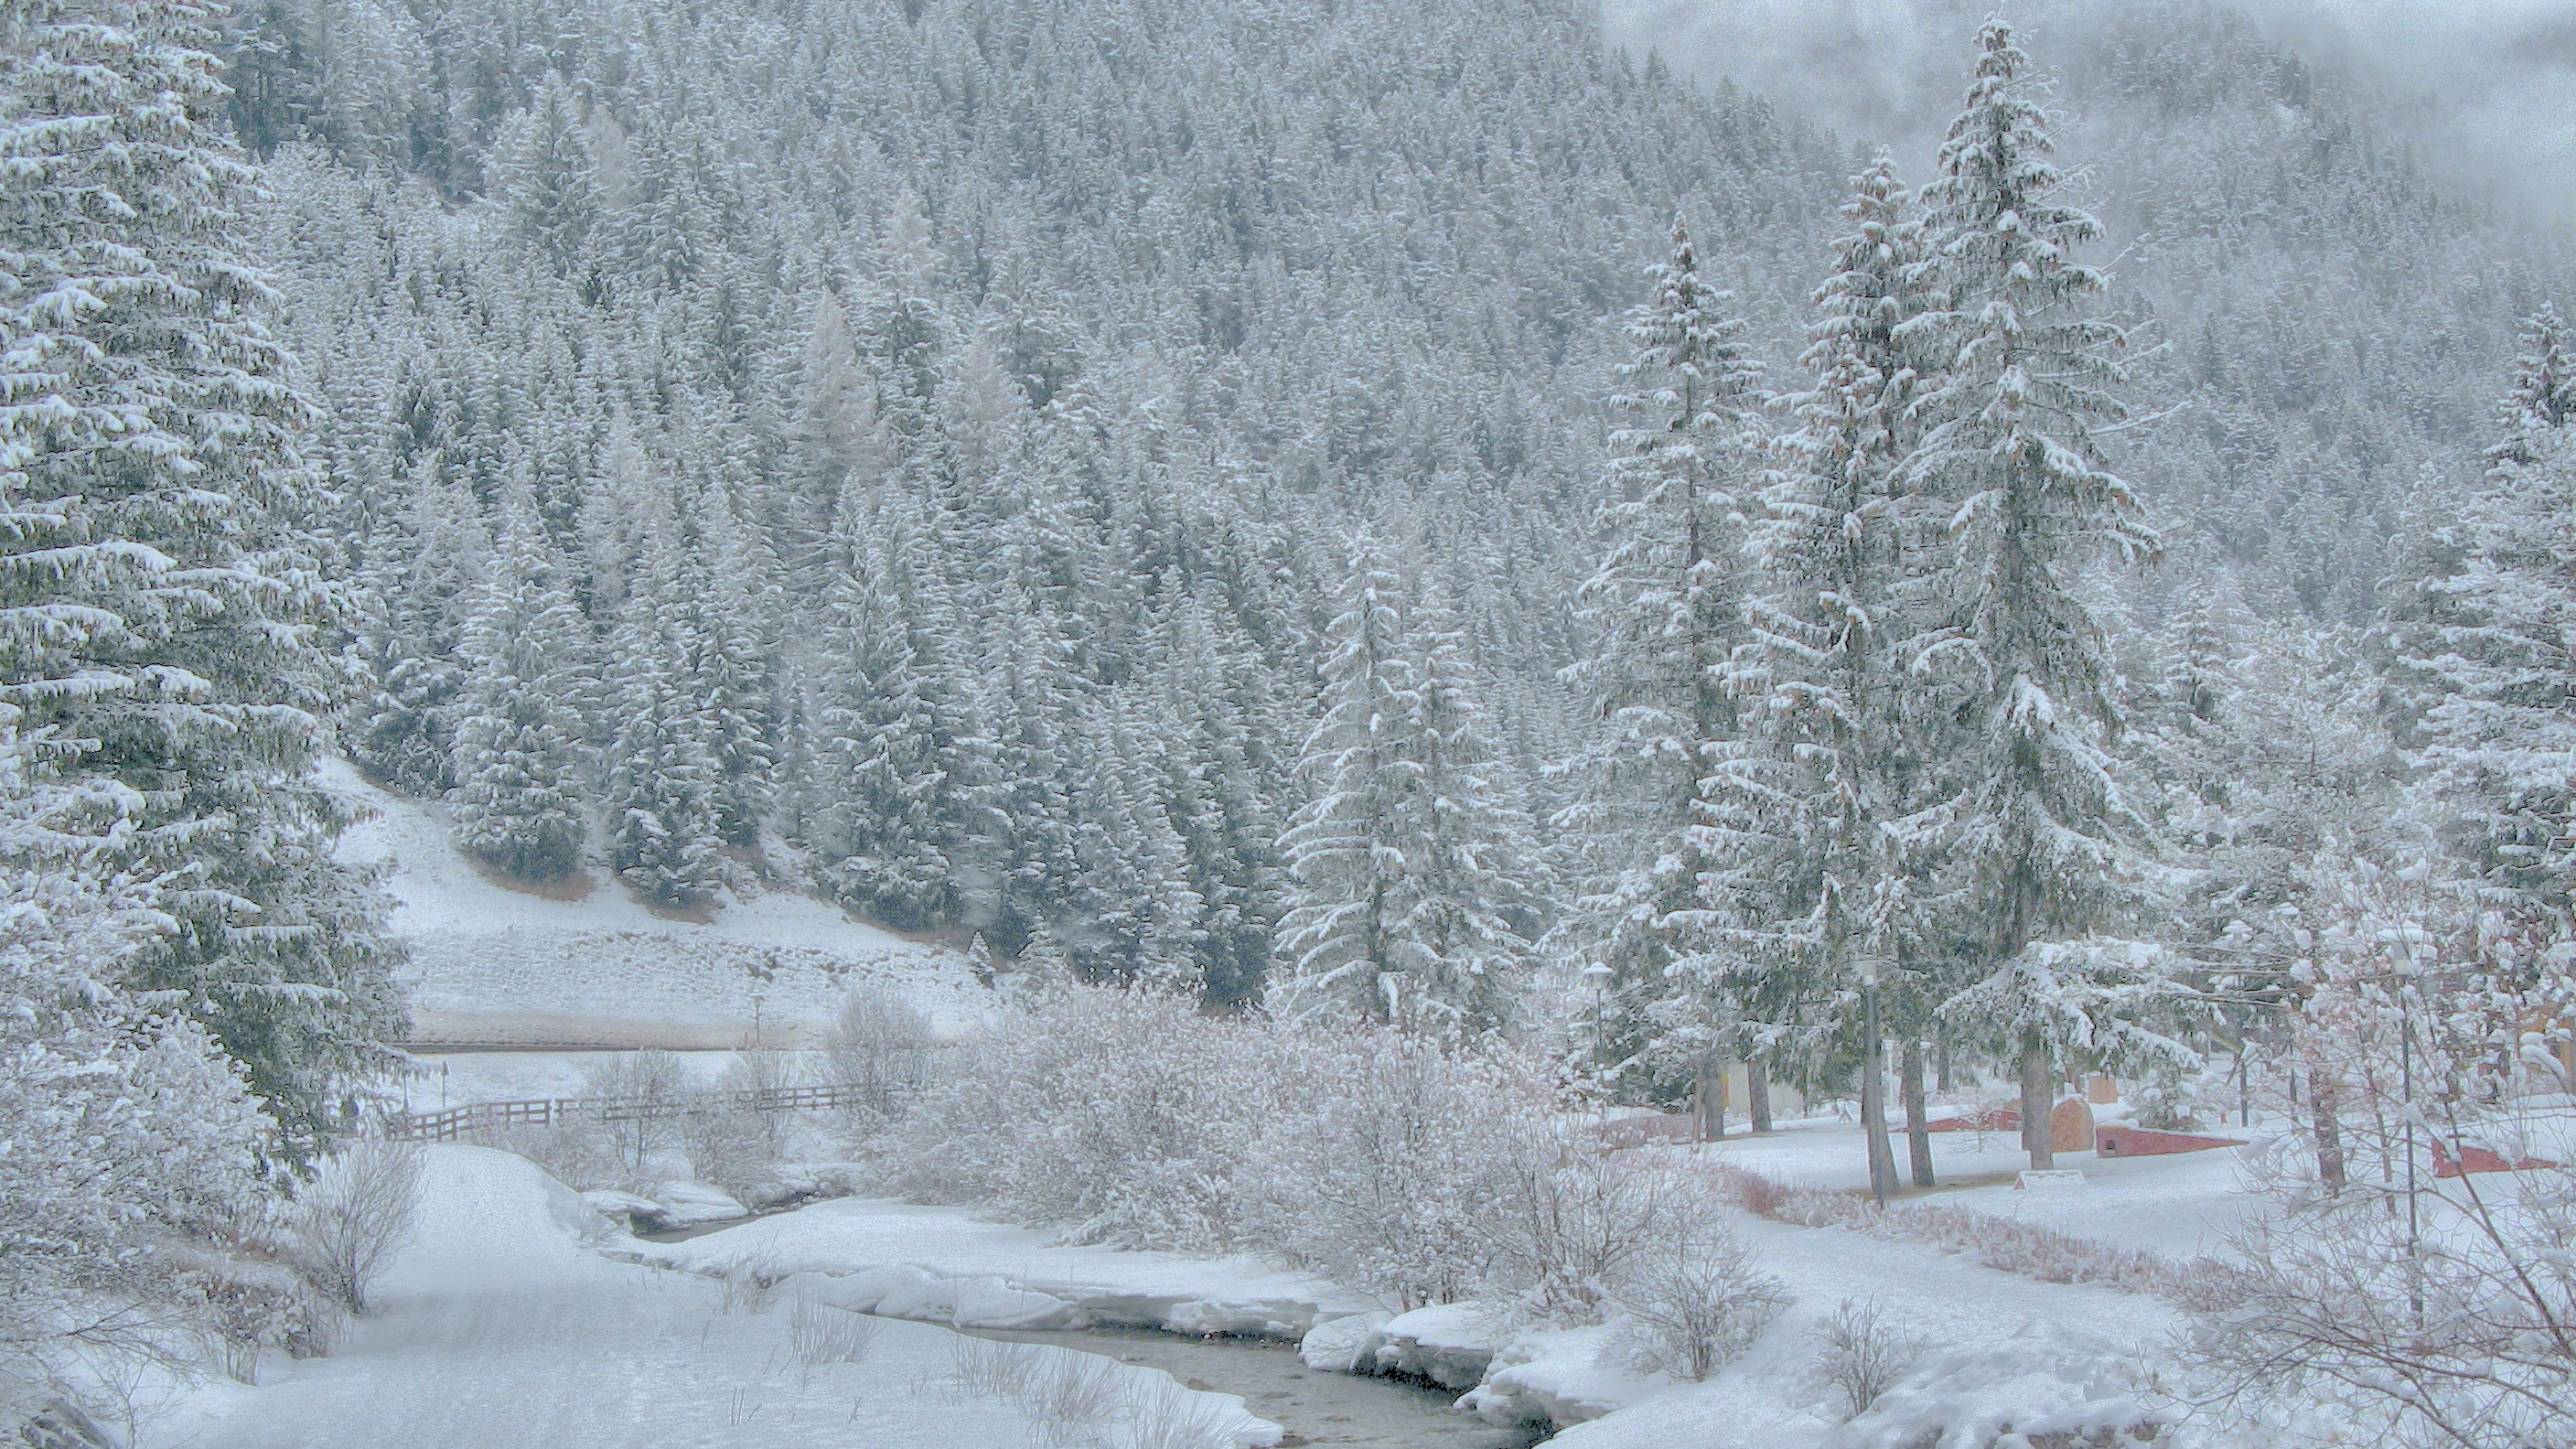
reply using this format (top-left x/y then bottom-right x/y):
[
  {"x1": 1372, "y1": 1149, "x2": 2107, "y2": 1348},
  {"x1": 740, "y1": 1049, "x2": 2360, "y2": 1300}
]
[
  {"x1": 1023, "y1": 1347, "x2": 1128, "y2": 1445},
  {"x1": 2189, "y1": 1179, "x2": 2576, "y2": 1449},
  {"x1": 1813, "y1": 1295, "x2": 1924, "y2": 1419},
  {"x1": 1121, "y1": 1380, "x2": 1242, "y2": 1449},
  {"x1": 477, "y1": 1113, "x2": 625, "y2": 1191},
  {"x1": 1492, "y1": 1132, "x2": 1697, "y2": 1321},
  {"x1": 289, "y1": 1141, "x2": 424, "y2": 1315},
  {"x1": 1603, "y1": 1217, "x2": 1789, "y2": 1380},
  {"x1": 714, "y1": 1250, "x2": 783, "y2": 1315},
  {"x1": 188, "y1": 1256, "x2": 340, "y2": 1383},
  {"x1": 828, "y1": 990, "x2": 935, "y2": 1122},
  {"x1": 584, "y1": 1049, "x2": 692, "y2": 1183},
  {"x1": 950, "y1": 1335, "x2": 1045, "y2": 1401},
  {"x1": 787, "y1": 1292, "x2": 880, "y2": 1385}
]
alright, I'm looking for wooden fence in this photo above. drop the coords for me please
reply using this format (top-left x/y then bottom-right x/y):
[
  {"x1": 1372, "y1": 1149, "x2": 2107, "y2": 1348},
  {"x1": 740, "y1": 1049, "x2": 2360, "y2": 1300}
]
[{"x1": 388, "y1": 1081, "x2": 860, "y2": 1143}]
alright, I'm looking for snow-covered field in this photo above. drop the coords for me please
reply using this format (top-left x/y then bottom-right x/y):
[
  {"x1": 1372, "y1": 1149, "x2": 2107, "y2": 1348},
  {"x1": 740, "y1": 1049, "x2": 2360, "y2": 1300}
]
[
  {"x1": 160, "y1": 1147, "x2": 1278, "y2": 1449},
  {"x1": 327, "y1": 759, "x2": 991, "y2": 1046}
]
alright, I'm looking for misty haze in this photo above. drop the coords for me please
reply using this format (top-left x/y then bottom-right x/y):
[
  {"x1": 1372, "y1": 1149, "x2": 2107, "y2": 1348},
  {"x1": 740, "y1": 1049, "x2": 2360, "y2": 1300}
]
[{"x1": 2, "y1": 2, "x2": 2570, "y2": 1447}]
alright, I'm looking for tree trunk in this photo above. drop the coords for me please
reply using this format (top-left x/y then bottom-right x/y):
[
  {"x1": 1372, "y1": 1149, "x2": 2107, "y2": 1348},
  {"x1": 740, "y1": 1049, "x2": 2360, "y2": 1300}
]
[
  {"x1": 2020, "y1": 1036, "x2": 2054, "y2": 1171},
  {"x1": 2309, "y1": 1068, "x2": 2347, "y2": 1195},
  {"x1": 1694, "y1": 1053, "x2": 1724, "y2": 1142},
  {"x1": 1748, "y1": 1064, "x2": 1774, "y2": 1133},
  {"x1": 1901, "y1": 1036, "x2": 1935, "y2": 1187},
  {"x1": 1937, "y1": 1028, "x2": 1955, "y2": 1092},
  {"x1": 1861, "y1": 1006, "x2": 1898, "y2": 1203}
]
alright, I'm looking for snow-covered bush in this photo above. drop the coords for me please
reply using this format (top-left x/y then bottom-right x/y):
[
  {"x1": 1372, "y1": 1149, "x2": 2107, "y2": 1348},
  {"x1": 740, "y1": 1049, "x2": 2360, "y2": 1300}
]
[
  {"x1": 1601, "y1": 1216, "x2": 1788, "y2": 1380},
  {"x1": 888, "y1": 988, "x2": 1265, "y2": 1250},
  {"x1": 885, "y1": 983, "x2": 1805, "y2": 1324},
  {"x1": 825, "y1": 989, "x2": 934, "y2": 1124},
  {"x1": 677, "y1": 1049, "x2": 800, "y2": 1197},
  {"x1": 1812, "y1": 1296, "x2": 1924, "y2": 1419},
  {"x1": 186, "y1": 1255, "x2": 340, "y2": 1384},
  {"x1": 583, "y1": 1049, "x2": 693, "y2": 1184},
  {"x1": 1250, "y1": 1030, "x2": 1545, "y2": 1309},
  {"x1": 289, "y1": 1141, "x2": 424, "y2": 1315},
  {"x1": 1487, "y1": 1133, "x2": 1697, "y2": 1321}
]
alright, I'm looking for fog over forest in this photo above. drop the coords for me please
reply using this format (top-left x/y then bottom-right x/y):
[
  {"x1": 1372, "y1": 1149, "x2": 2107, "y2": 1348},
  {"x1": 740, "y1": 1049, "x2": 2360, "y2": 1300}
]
[{"x1": 5, "y1": 2, "x2": 2575, "y2": 1445}]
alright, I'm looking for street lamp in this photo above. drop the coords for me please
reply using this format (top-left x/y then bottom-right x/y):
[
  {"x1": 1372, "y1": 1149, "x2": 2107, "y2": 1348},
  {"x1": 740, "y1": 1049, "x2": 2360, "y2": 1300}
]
[{"x1": 2381, "y1": 918, "x2": 2431, "y2": 1331}]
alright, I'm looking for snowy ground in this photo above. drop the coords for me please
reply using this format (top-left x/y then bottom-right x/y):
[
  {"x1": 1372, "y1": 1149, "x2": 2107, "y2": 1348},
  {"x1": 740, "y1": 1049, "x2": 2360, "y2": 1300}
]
[
  {"x1": 159, "y1": 1147, "x2": 1276, "y2": 1449},
  {"x1": 327, "y1": 759, "x2": 992, "y2": 1046},
  {"x1": 1701, "y1": 1111, "x2": 2269, "y2": 1257}
]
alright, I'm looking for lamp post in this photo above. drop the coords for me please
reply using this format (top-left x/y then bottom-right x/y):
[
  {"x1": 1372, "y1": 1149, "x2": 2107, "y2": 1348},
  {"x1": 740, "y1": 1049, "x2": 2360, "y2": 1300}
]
[{"x1": 2382, "y1": 918, "x2": 2430, "y2": 1332}]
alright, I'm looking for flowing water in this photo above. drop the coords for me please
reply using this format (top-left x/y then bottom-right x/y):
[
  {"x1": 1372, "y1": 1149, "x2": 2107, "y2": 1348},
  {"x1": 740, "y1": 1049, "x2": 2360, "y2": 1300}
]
[{"x1": 957, "y1": 1324, "x2": 1547, "y2": 1449}]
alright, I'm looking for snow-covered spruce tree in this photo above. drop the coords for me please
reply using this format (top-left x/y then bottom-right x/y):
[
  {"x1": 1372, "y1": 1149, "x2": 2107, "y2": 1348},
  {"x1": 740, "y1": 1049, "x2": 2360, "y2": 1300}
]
[
  {"x1": 1274, "y1": 533, "x2": 1425, "y2": 1026},
  {"x1": 1699, "y1": 156, "x2": 1936, "y2": 1196},
  {"x1": 346, "y1": 456, "x2": 485, "y2": 793},
  {"x1": 0, "y1": 0, "x2": 403, "y2": 1157},
  {"x1": 1392, "y1": 582, "x2": 1538, "y2": 1035},
  {"x1": 2388, "y1": 307, "x2": 2576, "y2": 938},
  {"x1": 448, "y1": 486, "x2": 590, "y2": 881},
  {"x1": 1274, "y1": 534, "x2": 1533, "y2": 1035},
  {"x1": 686, "y1": 479, "x2": 783, "y2": 849},
  {"x1": 1555, "y1": 220, "x2": 1766, "y2": 1096},
  {"x1": 603, "y1": 524, "x2": 724, "y2": 909},
  {"x1": 1899, "y1": 23, "x2": 2182, "y2": 1170},
  {"x1": 805, "y1": 490, "x2": 958, "y2": 928}
]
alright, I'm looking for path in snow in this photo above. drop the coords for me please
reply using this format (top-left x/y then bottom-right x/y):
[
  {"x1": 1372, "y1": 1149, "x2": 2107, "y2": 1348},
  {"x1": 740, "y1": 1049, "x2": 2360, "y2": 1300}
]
[{"x1": 158, "y1": 1148, "x2": 1272, "y2": 1449}]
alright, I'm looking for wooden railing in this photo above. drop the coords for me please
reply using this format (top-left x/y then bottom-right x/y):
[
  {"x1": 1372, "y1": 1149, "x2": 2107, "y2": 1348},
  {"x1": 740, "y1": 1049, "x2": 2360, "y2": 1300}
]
[{"x1": 388, "y1": 1081, "x2": 864, "y2": 1143}]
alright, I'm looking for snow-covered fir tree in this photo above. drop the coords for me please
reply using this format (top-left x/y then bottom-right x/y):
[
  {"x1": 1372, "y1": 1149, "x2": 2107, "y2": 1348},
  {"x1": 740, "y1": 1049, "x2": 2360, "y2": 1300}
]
[
  {"x1": 449, "y1": 487, "x2": 592, "y2": 881},
  {"x1": 806, "y1": 493, "x2": 959, "y2": 929},
  {"x1": 2390, "y1": 306, "x2": 2576, "y2": 938},
  {"x1": 0, "y1": 0, "x2": 402, "y2": 1157},
  {"x1": 1699, "y1": 156, "x2": 1937, "y2": 1195},
  {"x1": 1275, "y1": 534, "x2": 1533, "y2": 1035},
  {"x1": 1555, "y1": 220, "x2": 1766, "y2": 1092},
  {"x1": 1898, "y1": 22, "x2": 2181, "y2": 1169}
]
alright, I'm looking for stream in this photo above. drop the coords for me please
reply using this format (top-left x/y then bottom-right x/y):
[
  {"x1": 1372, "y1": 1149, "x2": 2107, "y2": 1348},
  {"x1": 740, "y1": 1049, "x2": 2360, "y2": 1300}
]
[{"x1": 641, "y1": 1210, "x2": 1551, "y2": 1448}]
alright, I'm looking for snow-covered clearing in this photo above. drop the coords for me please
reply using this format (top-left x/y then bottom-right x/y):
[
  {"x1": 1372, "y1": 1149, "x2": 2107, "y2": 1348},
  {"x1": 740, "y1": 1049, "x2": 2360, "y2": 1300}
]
[
  {"x1": 327, "y1": 759, "x2": 991, "y2": 1046},
  {"x1": 159, "y1": 1146, "x2": 1277, "y2": 1449}
]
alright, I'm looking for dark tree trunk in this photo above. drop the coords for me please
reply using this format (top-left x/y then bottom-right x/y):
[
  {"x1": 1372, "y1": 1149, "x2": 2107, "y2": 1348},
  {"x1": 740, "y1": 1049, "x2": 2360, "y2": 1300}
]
[
  {"x1": 1862, "y1": 1013, "x2": 1898, "y2": 1202},
  {"x1": 1901, "y1": 1036, "x2": 1935, "y2": 1187},
  {"x1": 2020, "y1": 1036, "x2": 2055, "y2": 1171}
]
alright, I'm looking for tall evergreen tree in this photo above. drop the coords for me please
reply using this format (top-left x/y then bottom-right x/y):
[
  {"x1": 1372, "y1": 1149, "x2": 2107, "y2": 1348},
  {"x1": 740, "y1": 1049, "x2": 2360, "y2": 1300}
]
[
  {"x1": 604, "y1": 516, "x2": 724, "y2": 908},
  {"x1": 808, "y1": 491, "x2": 957, "y2": 928},
  {"x1": 1275, "y1": 536, "x2": 1531, "y2": 1035},
  {"x1": 1900, "y1": 23, "x2": 2177, "y2": 1169},
  {"x1": 1275, "y1": 533, "x2": 1424, "y2": 1026},
  {"x1": 1701, "y1": 156, "x2": 1937, "y2": 1195},
  {"x1": 1555, "y1": 220, "x2": 1765, "y2": 1093},
  {"x1": 0, "y1": 0, "x2": 403, "y2": 1157},
  {"x1": 2393, "y1": 308, "x2": 2576, "y2": 937},
  {"x1": 449, "y1": 486, "x2": 591, "y2": 881}
]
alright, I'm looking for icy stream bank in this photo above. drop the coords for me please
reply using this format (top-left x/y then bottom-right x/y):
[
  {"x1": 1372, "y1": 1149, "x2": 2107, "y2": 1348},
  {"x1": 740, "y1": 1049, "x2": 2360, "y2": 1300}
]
[{"x1": 642, "y1": 1200, "x2": 1567, "y2": 1443}]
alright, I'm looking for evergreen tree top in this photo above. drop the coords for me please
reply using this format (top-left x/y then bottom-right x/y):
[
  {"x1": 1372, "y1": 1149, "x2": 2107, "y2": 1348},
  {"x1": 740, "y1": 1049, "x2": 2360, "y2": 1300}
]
[{"x1": 2489, "y1": 304, "x2": 2574, "y2": 465}]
